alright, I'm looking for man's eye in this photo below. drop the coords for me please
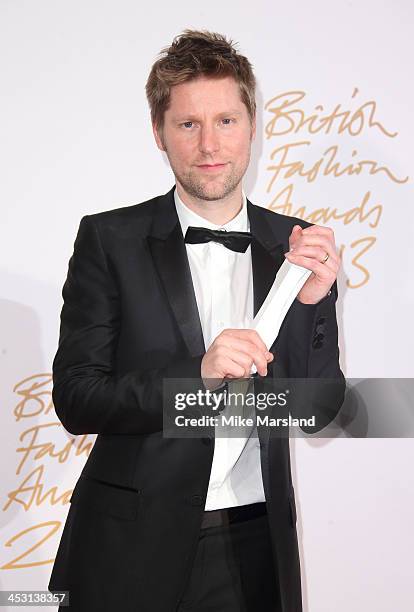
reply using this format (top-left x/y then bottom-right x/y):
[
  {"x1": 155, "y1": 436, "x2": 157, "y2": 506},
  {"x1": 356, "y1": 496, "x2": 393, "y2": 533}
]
[
  {"x1": 221, "y1": 118, "x2": 233, "y2": 125},
  {"x1": 182, "y1": 121, "x2": 193, "y2": 128}
]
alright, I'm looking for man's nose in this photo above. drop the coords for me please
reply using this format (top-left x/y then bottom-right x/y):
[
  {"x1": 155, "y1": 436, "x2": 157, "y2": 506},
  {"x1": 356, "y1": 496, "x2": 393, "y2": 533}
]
[{"x1": 199, "y1": 125, "x2": 220, "y2": 155}]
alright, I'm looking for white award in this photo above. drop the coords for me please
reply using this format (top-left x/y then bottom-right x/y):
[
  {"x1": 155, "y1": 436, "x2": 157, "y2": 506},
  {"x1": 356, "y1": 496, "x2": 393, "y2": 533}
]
[{"x1": 250, "y1": 260, "x2": 312, "y2": 373}]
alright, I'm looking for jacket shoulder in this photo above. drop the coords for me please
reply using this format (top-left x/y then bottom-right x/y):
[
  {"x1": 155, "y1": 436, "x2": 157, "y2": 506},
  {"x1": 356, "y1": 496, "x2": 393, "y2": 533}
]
[{"x1": 85, "y1": 192, "x2": 167, "y2": 226}]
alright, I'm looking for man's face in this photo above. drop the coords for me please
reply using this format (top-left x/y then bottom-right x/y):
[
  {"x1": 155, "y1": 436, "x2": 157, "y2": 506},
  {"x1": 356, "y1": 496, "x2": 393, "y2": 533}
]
[{"x1": 153, "y1": 76, "x2": 256, "y2": 202}]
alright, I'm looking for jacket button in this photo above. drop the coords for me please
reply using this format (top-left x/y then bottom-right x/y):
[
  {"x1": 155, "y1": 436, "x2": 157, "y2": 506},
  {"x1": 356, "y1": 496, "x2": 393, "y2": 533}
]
[
  {"x1": 189, "y1": 494, "x2": 204, "y2": 506},
  {"x1": 312, "y1": 332, "x2": 325, "y2": 349}
]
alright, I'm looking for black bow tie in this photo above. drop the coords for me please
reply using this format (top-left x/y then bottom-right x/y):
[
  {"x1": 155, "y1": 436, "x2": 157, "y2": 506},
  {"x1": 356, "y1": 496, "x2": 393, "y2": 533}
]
[{"x1": 184, "y1": 226, "x2": 252, "y2": 253}]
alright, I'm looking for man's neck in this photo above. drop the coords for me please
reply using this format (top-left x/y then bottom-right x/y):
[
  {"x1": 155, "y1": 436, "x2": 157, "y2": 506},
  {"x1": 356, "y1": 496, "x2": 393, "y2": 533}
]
[{"x1": 176, "y1": 183, "x2": 244, "y2": 226}]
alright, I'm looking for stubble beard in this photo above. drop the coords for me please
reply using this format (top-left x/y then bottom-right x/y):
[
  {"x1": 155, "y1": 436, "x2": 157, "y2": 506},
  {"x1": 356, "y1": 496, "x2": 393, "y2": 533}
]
[
  {"x1": 180, "y1": 174, "x2": 237, "y2": 201},
  {"x1": 169, "y1": 155, "x2": 251, "y2": 203}
]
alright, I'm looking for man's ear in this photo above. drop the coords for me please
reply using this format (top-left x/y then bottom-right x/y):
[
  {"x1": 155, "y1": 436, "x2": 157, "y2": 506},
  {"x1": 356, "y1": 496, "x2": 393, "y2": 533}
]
[
  {"x1": 250, "y1": 113, "x2": 257, "y2": 140},
  {"x1": 152, "y1": 122, "x2": 165, "y2": 152}
]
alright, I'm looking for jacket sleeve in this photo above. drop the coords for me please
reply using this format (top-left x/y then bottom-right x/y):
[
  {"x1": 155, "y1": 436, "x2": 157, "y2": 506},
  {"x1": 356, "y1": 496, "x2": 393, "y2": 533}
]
[
  {"x1": 52, "y1": 215, "x2": 204, "y2": 436},
  {"x1": 272, "y1": 283, "x2": 346, "y2": 433}
]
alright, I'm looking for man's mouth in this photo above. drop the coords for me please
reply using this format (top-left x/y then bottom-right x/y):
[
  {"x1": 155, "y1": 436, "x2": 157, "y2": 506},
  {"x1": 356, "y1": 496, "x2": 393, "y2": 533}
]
[{"x1": 196, "y1": 162, "x2": 228, "y2": 171}]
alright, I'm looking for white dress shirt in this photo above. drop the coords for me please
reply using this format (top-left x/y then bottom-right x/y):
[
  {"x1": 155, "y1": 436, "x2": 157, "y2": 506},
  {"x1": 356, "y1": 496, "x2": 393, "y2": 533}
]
[{"x1": 174, "y1": 188, "x2": 266, "y2": 510}]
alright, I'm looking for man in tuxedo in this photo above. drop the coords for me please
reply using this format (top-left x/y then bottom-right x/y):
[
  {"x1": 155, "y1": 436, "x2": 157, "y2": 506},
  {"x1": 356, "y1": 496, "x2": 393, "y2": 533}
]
[{"x1": 48, "y1": 30, "x2": 344, "y2": 611}]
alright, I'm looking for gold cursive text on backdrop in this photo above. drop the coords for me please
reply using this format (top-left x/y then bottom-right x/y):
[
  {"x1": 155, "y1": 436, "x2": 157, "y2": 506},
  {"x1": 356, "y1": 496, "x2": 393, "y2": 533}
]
[
  {"x1": 264, "y1": 88, "x2": 408, "y2": 288},
  {"x1": 1, "y1": 374, "x2": 94, "y2": 569}
]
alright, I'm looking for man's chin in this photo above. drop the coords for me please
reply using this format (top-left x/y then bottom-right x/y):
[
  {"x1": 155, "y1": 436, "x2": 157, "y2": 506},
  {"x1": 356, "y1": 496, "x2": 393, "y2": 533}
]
[
  {"x1": 187, "y1": 181, "x2": 239, "y2": 202},
  {"x1": 196, "y1": 191, "x2": 231, "y2": 202}
]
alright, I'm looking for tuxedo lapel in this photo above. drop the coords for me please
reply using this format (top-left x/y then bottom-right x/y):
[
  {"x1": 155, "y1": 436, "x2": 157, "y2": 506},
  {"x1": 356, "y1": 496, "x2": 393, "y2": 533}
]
[
  {"x1": 247, "y1": 200, "x2": 285, "y2": 317},
  {"x1": 147, "y1": 189, "x2": 205, "y2": 358}
]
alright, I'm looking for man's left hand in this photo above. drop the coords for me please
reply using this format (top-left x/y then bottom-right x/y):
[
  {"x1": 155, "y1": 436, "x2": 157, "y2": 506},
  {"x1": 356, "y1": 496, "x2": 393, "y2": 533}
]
[{"x1": 284, "y1": 224, "x2": 340, "y2": 305}]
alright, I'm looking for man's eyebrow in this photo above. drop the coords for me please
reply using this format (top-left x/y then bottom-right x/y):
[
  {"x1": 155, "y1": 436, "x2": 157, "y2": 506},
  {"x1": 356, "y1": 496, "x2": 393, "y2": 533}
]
[{"x1": 172, "y1": 110, "x2": 243, "y2": 122}]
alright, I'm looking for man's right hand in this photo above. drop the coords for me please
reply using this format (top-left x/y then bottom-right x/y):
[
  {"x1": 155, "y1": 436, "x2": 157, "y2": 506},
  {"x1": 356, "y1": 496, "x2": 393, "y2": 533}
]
[{"x1": 201, "y1": 329, "x2": 274, "y2": 390}]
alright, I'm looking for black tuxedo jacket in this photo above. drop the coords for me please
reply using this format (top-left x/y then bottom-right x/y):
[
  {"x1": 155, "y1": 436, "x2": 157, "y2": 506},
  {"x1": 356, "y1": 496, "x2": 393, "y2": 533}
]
[{"x1": 48, "y1": 186, "x2": 344, "y2": 612}]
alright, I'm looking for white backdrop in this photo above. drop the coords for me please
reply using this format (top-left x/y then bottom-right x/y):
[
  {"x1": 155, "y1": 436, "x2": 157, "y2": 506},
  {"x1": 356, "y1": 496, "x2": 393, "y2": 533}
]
[{"x1": 1, "y1": 1, "x2": 413, "y2": 610}]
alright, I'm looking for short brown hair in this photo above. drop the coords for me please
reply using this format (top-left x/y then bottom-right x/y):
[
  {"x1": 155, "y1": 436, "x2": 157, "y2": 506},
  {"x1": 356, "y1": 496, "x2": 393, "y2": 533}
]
[{"x1": 145, "y1": 29, "x2": 256, "y2": 130}]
